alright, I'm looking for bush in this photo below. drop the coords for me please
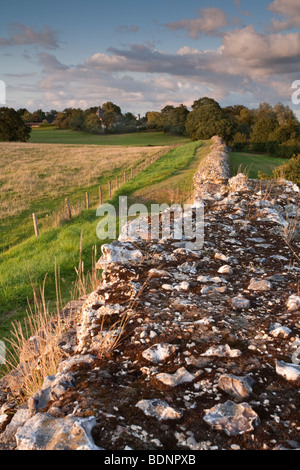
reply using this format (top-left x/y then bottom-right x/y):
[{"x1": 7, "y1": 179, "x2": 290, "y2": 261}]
[{"x1": 273, "y1": 154, "x2": 300, "y2": 185}]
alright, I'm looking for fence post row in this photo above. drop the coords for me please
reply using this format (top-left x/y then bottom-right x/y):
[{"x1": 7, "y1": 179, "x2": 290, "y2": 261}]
[{"x1": 31, "y1": 153, "x2": 164, "y2": 237}]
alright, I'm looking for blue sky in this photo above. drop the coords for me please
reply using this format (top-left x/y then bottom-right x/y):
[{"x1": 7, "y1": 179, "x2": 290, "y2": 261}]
[{"x1": 1, "y1": 0, "x2": 300, "y2": 116}]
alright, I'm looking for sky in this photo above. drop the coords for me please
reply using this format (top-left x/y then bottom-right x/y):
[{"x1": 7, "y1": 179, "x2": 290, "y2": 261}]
[{"x1": 0, "y1": 0, "x2": 300, "y2": 117}]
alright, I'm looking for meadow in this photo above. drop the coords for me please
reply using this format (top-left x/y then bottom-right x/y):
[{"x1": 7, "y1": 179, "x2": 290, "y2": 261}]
[
  {"x1": 29, "y1": 128, "x2": 190, "y2": 146},
  {"x1": 229, "y1": 151, "x2": 285, "y2": 179}
]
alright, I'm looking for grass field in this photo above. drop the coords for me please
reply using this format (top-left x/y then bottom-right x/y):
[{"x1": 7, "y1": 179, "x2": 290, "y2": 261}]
[
  {"x1": 29, "y1": 128, "x2": 190, "y2": 146},
  {"x1": 0, "y1": 142, "x2": 163, "y2": 253},
  {"x1": 0, "y1": 139, "x2": 204, "y2": 350},
  {"x1": 229, "y1": 151, "x2": 285, "y2": 179}
]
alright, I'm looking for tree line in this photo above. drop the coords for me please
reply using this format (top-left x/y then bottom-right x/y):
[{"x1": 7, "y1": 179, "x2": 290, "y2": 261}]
[{"x1": 1, "y1": 97, "x2": 300, "y2": 158}]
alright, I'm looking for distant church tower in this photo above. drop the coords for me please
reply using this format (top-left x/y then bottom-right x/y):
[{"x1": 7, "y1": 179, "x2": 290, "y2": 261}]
[{"x1": 96, "y1": 106, "x2": 104, "y2": 121}]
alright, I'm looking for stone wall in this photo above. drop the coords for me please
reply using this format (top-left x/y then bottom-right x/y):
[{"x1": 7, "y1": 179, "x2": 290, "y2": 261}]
[{"x1": 0, "y1": 138, "x2": 299, "y2": 450}]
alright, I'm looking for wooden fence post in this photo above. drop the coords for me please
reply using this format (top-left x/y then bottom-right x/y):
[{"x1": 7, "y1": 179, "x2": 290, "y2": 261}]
[
  {"x1": 32, "y1": 212, "x2": 39, "y2": 237},
  {"x1": 65, "y1": 197, "x2": 72, "y2": 220},
  {"x1": 108, "y1": 181, "x2": 112, "y2": 198},
  {"x1": 86, "y1": 192, "x2": 89, "y2": 209},
  {"x1": 123, "y1": 171, "x2": 126, "y2": 183},
  {"x1": 131, "y1": 168, "x2": 133, "y2": 179},
  {"x1": 99, "y1": 186, "x2": 102, "y2": 205}
]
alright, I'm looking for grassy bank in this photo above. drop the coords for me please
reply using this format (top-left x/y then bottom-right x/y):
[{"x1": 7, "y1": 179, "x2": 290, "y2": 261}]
[{"x1": 229, "y1": 151, "x2": 285, "y2": 179}]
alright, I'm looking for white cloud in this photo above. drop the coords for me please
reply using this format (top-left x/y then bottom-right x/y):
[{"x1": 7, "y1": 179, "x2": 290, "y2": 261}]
[
  {"x1": 166, "y1": 7, "x2": 228, "y2": 38},
  {"x1": 0, "y1": 23, "x2": 59, "y2": 49},
  {"x1": 268, "y1": 0, "x2": 300, "y2": 31}
]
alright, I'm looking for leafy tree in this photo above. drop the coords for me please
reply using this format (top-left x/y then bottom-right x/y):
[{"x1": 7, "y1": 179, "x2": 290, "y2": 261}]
[
  {"x1": 102, "y1": 102, "x2": 121, "y2": 115},
  {"x1": 83, "y1": 113, "x2": 103, "y2": 134},
  {"x1": 186, "y1": 99, "x2": 234, "y2": 141},
  {"x1": 45, "y1": 110, "x2": 58, "y2": 124},
  {"x1": 191, "y1": 97, "x2": 219, "y2": 110},
  {"x1": 0, "y1": 107, "x2": 31, "y2": 141},
  {"x1": 163, "y1": 104, "x2": 189, "y2": 135},
  {"x1": 251, "y1": 117, "x2": 279, "y2": 144},
  {"x1": 31, "y1": 109, "x2": 46, "y2": 123},
  {"x1": 146, "y1": 111, "x2": 163, "y2": 130}
]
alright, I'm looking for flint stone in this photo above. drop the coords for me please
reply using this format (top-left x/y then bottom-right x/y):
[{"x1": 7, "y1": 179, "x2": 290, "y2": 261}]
[
  {"x1": 96, "y1": 242, "x2": 143, "y2": 269},
  {"x1": 201, "y1": 344, "x2": 242, "y2": 358},
  {"x1": 232, "y1": 295, "x2": 251, "y2": 310},
  {"x1": 287, "y1": 295, "x2": 300, "y2": 312},
  {"x1": 217, "y1": 265, "x2": 233, "y2": 275},
  {"x1": 155, "y1": 367, "x2": 195, "y2": 387},
  {"x1": 275, "y1": 360, "x2": 300, "y2": 382},
  {"x1": 15, "y1": 413, "x2": 100, "y2": 450},
  {"x1": 136, "y1": 399, "x2": 182, "y2": 421},
  {"x1": 28, "y1": 372, "x2": 75, "y2": 416},
  {"x1": 269, "y1": 323, "x2": 291, "y2": 339},
  {"x1": 247, "y1": 278, "x2": 272, "y2": 292},
  {"x1": 218, "y1": 374, "x2": 255, "y2": 399},
  {"x1": 203, "y1": 401, "x2": 259, "y2": 436},
  {"x1": 142, "y1": 343, "x2": 179, "y2": 364}
]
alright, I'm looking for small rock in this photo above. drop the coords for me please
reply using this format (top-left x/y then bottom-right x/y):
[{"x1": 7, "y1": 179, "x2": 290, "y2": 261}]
[
  {"x1": 275, "y1": 360, "x2": 300, "y2": 382},
  {"x1": 248, "y1": 278, "x2": 272, "y2": 292},
  {"x1": 269, "y1": 323, "x2": 291, "y2": 339},
  {"x1": 201, "y1": 344, "x2": 242, "y2": 358},
  {"x1": 142, "y1": 343, "x2": 179, "y2": 364},
  {"x1": 203, "y1": 401, "x2": 259, "y2": 436},
  {"x1": 155, "y1": 367, "x2": 195, "y2": 387},
  {"x1": 287, "y1": 295, "x2": 300, "y2": 312},
  {"x1": 218, "y1": 374, "x2": 255, "y2": 399},
  {"x1": 136, "y1": 399, "x2": 182, "y2": 420},
  {"x1": 232, "y1": 295, "x2": 251, "y2": 310},
  {"x1": 217, "y1": 265, "x2": 233, "y2": 275}
]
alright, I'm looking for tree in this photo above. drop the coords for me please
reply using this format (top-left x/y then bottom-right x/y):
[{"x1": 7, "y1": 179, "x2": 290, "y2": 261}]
[
  {"x1": 185, "y1": 99, "x2": 234, "y2": 141},
  {"x1": 0, "y1": 107, "x2": 31, "y2": 142},
  {"x1": 83, "y1": 113, "x2": 103, "y2": 134},
  {"x1": 146, "y1": 111, "x2": 163, "y2": 130},
  {"x1": 162, "y1": 104, "x2": 189, "y2": 135},
  {"x1": 31, "y1": 109, "x2": 46, "y2": 123},
  {"x1": 251, "y1": 117, "x2": 279, "y2": 143}
]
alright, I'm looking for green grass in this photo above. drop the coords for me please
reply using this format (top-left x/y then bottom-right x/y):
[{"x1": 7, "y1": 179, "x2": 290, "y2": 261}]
[
  {"x1": 229, "y1": 152, "x2": 285, "y2": 179},
  {"x1": 0, "y1": 140, "x2": 202, "y2": 353},
  {"x1": 29, "y1": 128, "x2": 190, "y2": 146}
]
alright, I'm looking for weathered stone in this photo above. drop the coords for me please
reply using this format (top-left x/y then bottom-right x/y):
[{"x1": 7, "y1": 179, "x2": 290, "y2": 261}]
[
  {"x1": 96, "y1": 241, "x2": 143, "y2": 269},
  {"x1": 136, "y1": 399, "x2": 182, "y2": 420},
  {"x1": 275, "y1": 360, "x2": 300, "y2": 382},
  {"x1": 217, "y1": 265, "x2": 233, "y2": 275},
  {"x1": 269, "y1": 323, "x2": 291, "y2": 339},
  {"x1": 287, "y1": 295, "x2": 300, "y2": 312},
  {"x1": 201, "y1": 344, "x2": 242, "y2": 358},
  {"x1": 218, "y1": 374, "x2": 255, "y2": 399},
  {"x1": 248, "y1": 278, "x2": 272, "y2": 291},
  {"x1": 28, "y1": 372, "x2": 75, "y2": 416},
  {"x1": 15, "y1": 414, "x2": 100, "y2": 450},
  {"x1": 155, "y1": 367, "x2": 195, "y2": 387},
  {"x1": 142, "y1": 343, "x2": 179, "y2": 364},
  {"x1": 231, "y1": 295, "x2": 251, "y2": 310},
  {"x1": 203, "y1": 401, "x2": 259, "y2": 436}
]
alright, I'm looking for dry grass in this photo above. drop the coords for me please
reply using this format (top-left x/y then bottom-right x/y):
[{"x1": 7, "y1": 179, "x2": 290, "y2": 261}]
[
  {"x1": 3, "y1": 269, "x2": 68, "y2": 401},
  {"x1": 0, "y1": 142, "x2": 163, "y2": 220}
]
